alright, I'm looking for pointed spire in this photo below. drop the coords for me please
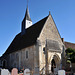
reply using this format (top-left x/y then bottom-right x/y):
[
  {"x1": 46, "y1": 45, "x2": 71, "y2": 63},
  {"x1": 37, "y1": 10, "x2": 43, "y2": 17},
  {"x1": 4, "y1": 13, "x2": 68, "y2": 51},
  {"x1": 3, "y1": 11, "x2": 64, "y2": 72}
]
[
  {"x1": 25, "y1": 6, "x2": 32, "y2": 21},
  {"x1": 49, "y1": 11, "x2": 51, "y2": 15},
  {"x1": 21, "y1": 5, "x2": 32, "y2": 35}
]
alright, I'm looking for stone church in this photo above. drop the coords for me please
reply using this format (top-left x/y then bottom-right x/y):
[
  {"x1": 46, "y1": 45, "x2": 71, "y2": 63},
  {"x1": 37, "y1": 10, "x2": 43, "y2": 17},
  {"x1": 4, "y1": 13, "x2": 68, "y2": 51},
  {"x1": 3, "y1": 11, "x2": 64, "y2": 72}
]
[{"x1": 0, "y1": 6, "x2": 66, "y2": 74}]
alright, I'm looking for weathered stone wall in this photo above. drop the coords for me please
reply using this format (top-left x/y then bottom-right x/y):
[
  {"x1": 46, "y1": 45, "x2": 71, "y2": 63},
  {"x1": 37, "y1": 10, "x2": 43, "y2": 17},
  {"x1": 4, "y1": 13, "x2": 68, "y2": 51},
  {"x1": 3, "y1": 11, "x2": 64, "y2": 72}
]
[
  {"x1": 39, "y1": 15, "x2": 63, "y2": 45},
  {"x1": 39, "y1": 44, "x2": 46, "y2": 71},
  {"x1": 8, "y1": 45, "x2": 35, "y2": 71}
]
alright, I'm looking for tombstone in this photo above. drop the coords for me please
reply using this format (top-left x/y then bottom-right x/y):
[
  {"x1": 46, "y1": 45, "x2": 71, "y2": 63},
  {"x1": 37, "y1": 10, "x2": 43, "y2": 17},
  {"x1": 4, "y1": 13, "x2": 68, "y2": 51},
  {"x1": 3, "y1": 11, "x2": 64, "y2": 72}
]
[
  {"x1": 24, "y1": 69, "x2": 30, "y2": 75},
  {"x1": 1, "y1": 69, "x2": 10, "y2": 75},
  {"x1": 11, "y1": 68, "x2": 18, "y2": 75},
  {"x1": 34, "y1": 67, "x2": 39, "y2": 75},
  {"x1": 58, "y1": 70, "x2": 65, "y2": 75}
]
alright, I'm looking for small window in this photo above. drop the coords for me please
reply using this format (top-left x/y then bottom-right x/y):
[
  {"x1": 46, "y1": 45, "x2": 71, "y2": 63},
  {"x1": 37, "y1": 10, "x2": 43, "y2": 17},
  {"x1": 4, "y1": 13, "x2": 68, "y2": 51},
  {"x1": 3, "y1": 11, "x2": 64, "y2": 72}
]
[
  {"x1": 43, "y1": 47, "x2": 45, "y2": 54},
  {"x1": 43, "y1": 47, "x2": 45, "y2": 52},
  {"x1": 26, "y1": 51, "x2": 28, "y2": 59},
  {"x1": 16, "y1": 53, "x2": 18, "y2": 58}
]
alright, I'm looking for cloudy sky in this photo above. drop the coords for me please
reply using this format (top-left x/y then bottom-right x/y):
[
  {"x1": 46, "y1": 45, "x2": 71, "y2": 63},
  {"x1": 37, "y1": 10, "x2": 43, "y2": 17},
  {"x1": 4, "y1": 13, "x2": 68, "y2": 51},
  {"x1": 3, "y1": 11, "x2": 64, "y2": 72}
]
[{"x1": 0, "y1": 0, "x2": 75, "y2": 56}]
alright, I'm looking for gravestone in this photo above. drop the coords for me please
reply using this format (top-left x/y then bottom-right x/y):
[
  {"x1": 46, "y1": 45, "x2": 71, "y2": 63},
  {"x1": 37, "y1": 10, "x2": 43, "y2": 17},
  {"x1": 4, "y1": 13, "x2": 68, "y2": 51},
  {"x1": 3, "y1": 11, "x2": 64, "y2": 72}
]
[
  {"x1": 24, "y1": 69, "x2": 30, "y2": 75},
  {"x1": 58, "y1": 70, "x2": 65, "y2": 75},
  {"x1": 11, "y1": 68, "x2": 18, "y2": 75},
  {"x1": 1, "y1": 69, "x2": 10, "y2": 75}
]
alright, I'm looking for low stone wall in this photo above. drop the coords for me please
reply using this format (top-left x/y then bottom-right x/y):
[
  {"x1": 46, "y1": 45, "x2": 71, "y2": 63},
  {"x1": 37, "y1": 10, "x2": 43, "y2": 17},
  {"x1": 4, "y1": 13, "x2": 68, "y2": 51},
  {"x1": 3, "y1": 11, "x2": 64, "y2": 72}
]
[
  {"x1": 72, "y1": 63, "x2": 75, "y2": 72},
  {"x1": 65, "y1": 63, "x2": 70, "y2": 71}
]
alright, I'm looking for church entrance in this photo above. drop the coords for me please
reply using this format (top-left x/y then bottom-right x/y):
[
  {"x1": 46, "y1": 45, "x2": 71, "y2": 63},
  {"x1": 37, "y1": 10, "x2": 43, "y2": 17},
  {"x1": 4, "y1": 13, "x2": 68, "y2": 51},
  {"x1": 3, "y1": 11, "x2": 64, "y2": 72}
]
[
  {"x1": 50, "y1": 54, "x2": 61, "y2": 73},
  {"x1": 51, "y1": 59, "x2": 56, "y2": 73}
]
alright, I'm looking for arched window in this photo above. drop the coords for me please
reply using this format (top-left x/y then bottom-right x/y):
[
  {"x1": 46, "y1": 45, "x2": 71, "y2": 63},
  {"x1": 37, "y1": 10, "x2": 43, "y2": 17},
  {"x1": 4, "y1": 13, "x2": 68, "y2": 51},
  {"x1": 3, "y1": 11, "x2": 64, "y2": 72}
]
[
  {"x1": 0, "y1": 60, "x2": 2, "y2": 67},
  {"x1": 26, "y1": 51, "x2": 28, "y2": 59},
  {"x1": 16, "y1": 53, "x2": 18, "y2": 58},
  {"x1": 3, "y1": 60, "x2": 7, "y2": 68}
]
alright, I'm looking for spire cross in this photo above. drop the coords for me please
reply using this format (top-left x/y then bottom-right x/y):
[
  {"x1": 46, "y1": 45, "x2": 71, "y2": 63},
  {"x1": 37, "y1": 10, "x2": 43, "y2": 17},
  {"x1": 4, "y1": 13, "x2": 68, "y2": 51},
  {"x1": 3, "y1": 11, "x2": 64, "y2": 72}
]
[{"x1": 27, "y1": 0, "x2": 29, "y2": 7}]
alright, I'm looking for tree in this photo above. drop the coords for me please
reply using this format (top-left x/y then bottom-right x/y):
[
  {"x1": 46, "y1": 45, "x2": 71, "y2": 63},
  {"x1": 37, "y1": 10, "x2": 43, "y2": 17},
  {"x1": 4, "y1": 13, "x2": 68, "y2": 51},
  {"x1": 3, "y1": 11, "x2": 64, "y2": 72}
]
[{"x1": 66, "y1": 48, "x2": 75, "y2": 63}]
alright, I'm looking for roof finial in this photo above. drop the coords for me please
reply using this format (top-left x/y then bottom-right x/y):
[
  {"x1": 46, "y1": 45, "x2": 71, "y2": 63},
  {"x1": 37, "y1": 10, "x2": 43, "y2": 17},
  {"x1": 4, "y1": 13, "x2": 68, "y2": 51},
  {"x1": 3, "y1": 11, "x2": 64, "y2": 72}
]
[
  {"x1": 49, "y1": 11, "x2": 51, "y2": 15},
  {"x1": 27, "y1": 0, "x2": 29, "y2": 7}
]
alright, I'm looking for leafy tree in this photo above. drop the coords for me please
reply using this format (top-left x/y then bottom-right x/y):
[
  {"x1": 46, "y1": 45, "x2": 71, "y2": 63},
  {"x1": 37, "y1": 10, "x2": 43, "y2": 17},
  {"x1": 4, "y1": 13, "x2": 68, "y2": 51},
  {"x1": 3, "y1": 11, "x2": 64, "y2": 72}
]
[{"x1": 66, "y1": 48, "x2": 75, "y2": 63}]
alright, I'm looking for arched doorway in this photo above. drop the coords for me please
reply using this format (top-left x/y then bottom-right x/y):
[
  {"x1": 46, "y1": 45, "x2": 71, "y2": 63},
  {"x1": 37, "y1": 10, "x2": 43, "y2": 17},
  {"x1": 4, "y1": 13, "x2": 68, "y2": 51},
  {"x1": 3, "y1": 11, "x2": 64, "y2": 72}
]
[
  {"x1": 51, "y1": 59, "x2": 56, "y2": 73},
  {"x1": 3, "y1": 60, "x2": 7, "y2": 68},
  {"x1": 50, "y1": 54, "x2": 61, "y2": 73}
]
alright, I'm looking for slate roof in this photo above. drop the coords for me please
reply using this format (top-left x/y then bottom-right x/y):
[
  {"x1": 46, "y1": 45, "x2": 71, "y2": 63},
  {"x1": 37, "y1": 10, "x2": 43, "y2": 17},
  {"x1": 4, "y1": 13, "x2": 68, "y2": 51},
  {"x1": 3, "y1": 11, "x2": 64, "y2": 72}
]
[
  {"x1": 64, "y1": 42, "x2": 75, "y2": 49},
  {"x1": 3, "y1": 16, "x2": 48, "y2": 55}
]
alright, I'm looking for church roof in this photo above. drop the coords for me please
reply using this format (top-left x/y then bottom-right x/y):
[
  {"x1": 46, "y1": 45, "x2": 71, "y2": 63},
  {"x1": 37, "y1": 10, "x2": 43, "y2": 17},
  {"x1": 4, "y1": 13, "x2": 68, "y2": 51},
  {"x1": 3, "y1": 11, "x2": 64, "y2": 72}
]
[{"x1": 3, "y1": 16, "x2": 48, "y2": 55}]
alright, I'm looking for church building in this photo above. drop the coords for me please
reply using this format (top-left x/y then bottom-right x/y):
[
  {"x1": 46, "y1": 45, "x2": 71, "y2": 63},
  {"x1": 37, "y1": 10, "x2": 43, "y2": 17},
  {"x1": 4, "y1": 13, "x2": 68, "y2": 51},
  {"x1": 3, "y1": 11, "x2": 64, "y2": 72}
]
[{"x1": 0, "y1": 6, "x2": 66, "y2": 74}]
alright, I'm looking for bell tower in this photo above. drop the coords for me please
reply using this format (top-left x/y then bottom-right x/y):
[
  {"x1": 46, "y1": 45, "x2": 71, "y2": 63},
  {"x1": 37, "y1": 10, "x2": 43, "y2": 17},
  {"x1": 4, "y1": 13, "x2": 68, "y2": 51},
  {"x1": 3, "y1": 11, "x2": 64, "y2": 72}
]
[{"x1": 21, "y1": 6, "x2": 32, "y2": 35}]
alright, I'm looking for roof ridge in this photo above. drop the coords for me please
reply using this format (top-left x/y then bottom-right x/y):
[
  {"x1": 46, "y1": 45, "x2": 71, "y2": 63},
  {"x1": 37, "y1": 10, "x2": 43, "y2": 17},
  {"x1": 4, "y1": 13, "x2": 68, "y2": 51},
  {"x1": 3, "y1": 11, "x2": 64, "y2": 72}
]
[
  {"x1": 65, "y1": 41, "x2": 75, "y2": 45},
  {"x1": 26, "y1": 16, "x2": 48, "y2": 30}
]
